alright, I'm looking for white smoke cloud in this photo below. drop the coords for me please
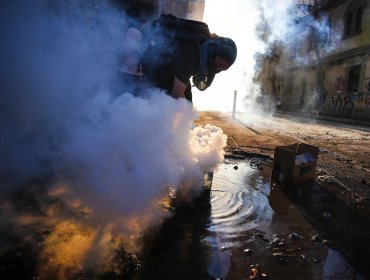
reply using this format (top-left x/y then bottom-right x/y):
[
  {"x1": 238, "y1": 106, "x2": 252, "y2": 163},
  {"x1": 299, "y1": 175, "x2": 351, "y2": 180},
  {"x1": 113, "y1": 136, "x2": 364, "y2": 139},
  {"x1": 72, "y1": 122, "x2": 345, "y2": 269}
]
[
  {"x1": 57, "y1": 91, "x2": 226, "y2": 216},
  {"x1": 0, "y1": 1, "x2": 228, "y2": 213},
  {"x1": 0, "y1": 2, "x2": 228, "y2": 277}
]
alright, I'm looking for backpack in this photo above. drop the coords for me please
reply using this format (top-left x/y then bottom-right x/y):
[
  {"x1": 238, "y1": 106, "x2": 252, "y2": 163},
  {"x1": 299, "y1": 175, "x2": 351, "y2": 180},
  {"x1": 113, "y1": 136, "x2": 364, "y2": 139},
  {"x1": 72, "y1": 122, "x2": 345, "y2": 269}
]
[
  {"x1": 141, "y1": 13, "x2": 211, "y2": 67},
  {"x1": 150, "y1": 13, "x2": 211, "y2": 42}
]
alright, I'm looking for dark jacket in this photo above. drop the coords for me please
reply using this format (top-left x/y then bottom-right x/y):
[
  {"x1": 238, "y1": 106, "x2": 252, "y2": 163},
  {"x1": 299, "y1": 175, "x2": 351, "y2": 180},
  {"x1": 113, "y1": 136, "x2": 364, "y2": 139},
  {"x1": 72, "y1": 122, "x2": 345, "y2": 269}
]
[{"x1": 141, "y1": 14, "x2": 211, "y2": 101}]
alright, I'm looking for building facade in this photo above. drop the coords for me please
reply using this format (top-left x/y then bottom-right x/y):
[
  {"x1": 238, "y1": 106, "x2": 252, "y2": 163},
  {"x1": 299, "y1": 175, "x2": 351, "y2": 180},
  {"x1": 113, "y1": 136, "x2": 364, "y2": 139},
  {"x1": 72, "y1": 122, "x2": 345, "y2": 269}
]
[
  {"x1": 161, "y1": 0, "x2": 205, "y2": 21},
  {"x1": 261, "y1": 0, "x2": 370, "y2": 120},
  {"x1": 120, "y1": 0, "x2": 205, "y2": 20}
]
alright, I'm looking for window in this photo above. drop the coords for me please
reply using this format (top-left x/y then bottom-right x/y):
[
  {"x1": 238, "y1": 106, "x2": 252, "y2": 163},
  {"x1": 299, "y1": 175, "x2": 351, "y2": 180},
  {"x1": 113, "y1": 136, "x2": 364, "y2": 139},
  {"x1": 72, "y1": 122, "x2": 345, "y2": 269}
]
[
  {"x1": 344, "y1": 12, "x2": 353, "y2": 36},
  {"x1": 355, "y1": 7, "x2": 363, "y2": 32},
  {"x1": 347, "y1": 65, "x2": 361, "y2": 92},
  {"x1": 343, "y1": 0, "x2": 366, "y2": 37}
]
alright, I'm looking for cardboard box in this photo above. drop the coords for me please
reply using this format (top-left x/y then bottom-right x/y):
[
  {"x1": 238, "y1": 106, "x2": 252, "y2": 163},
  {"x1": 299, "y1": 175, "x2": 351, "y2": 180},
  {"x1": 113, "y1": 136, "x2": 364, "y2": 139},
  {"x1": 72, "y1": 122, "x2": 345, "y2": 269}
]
[{"x1": 272, "y1": 143, "x2": 319, "y2": 185}]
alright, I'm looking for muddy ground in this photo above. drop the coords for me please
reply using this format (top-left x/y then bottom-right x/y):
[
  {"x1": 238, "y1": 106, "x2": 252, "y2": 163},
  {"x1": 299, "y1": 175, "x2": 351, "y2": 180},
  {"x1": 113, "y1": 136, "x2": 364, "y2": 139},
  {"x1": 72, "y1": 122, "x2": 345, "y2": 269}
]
[
  {"x1": 194, "y1": 111, "x2": 370, "y2": 204},
  {"x1": 1, "y1": 111, "x2": 369, "y2": 280},
  {"x1": 194, "y1": 111, "x2": 370, "y2": 278}
]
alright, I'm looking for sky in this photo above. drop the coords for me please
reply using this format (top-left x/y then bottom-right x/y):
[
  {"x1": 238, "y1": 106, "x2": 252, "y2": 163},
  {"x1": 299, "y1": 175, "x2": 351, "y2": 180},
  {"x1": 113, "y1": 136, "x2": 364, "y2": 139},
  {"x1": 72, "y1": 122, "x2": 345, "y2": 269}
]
[{"x1": 193, "y1": 0, "x2": 264, "y2": 112}]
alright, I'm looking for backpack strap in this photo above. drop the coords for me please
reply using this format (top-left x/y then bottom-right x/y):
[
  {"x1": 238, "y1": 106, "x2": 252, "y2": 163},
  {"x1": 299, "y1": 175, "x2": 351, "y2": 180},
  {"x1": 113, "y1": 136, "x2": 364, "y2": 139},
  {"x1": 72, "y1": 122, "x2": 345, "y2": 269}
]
[{"x1": 152, "y1": 13, "x2": 211, "y2": 42}]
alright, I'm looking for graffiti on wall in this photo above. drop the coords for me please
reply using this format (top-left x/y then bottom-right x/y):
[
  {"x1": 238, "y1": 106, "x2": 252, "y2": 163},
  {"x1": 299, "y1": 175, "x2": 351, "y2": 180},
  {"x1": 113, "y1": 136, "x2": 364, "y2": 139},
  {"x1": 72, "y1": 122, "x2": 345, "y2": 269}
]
[
  {"x1": 329, "y1": 76, "x2": 346, "y2": 92},
  {"x1": 323, "y1": 92, "x2": 370, "y2": 118}
]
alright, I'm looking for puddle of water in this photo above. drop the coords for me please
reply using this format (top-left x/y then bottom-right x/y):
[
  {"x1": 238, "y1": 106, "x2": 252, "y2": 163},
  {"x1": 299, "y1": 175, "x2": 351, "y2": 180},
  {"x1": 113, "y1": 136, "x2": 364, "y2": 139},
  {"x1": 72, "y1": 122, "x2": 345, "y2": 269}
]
[
  {"x1": 206, "y1": 161, "x2": 366, "y2": 280},
  {"x1": 137, "y1": 160, "x2": 367, "y2": 280}
]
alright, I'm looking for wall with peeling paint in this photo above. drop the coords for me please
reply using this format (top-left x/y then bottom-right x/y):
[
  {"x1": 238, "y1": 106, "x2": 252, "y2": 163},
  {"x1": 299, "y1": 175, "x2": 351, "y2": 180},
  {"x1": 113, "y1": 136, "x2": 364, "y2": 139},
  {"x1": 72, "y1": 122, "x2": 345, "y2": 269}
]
[{"x1": 296, "y1": 69, "x2": 317, "y2": 113}]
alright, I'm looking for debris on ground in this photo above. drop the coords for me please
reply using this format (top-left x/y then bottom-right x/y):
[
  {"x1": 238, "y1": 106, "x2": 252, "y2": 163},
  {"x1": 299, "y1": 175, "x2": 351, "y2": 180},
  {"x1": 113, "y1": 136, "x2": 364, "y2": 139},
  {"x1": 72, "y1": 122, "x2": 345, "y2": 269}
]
[{"x1": 249, "y1": 264, "x2": 268, "y2": 280}]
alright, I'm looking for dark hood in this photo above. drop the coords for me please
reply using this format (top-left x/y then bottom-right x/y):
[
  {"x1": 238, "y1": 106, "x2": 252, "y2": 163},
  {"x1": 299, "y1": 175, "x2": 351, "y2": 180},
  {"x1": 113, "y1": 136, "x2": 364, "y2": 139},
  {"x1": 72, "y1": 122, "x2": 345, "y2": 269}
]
[{"x1": 193, "y1": 37, "x2": 237, "y2": 91}]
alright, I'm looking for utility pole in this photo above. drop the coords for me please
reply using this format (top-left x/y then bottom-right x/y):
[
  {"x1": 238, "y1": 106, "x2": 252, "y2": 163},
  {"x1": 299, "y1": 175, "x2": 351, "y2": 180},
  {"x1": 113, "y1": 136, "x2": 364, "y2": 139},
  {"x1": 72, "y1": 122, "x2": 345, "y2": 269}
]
[{"x1": 232, "y1": 90, "x2": 237, "y2": 119}]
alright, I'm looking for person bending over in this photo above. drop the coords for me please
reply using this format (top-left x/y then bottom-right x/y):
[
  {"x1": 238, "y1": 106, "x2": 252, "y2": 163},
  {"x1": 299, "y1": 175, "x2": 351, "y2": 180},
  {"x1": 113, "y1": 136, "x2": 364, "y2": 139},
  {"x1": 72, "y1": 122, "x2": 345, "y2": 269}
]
[{"x1": 141, "y1": 14, "x2": 237, "y2": 102}]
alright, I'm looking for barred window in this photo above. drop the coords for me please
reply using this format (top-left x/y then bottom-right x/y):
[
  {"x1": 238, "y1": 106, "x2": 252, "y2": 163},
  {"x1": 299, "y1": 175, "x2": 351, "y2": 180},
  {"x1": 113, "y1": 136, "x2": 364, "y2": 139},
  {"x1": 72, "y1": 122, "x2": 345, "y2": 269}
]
[
  {"x1": 354, "y1": 7, "x2": 363, "y2": 32},
  {"x1": 343, "y1": 0, "x2": 366, "y2": 37},
  {"x1": 347, "y1": 65, "x2": 361, "y2": 92}
]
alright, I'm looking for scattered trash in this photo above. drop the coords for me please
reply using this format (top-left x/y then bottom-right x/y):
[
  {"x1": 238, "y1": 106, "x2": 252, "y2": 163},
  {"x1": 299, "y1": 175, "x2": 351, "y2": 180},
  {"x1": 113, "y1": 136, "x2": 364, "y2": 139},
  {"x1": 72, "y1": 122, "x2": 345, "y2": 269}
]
[
  {"x1": 244, "y1": 248, "x2": 253, "y2": 258},
  {"x1": 249, "y1": 264, "x2": 268, "y2": 279},
  {"x1": 254, "y1": 232, "x2": 269, "y2": 243},
  {"x1": 323, "y1": 212, "x2": 332, "y2": 219},
  {"x1": 273, "y1": 251, "x2": 291, "y2": 263},
  {"x1": 298, "y1": 254, "x2": 308, "y2": 263},
  {"x1": 311, "y1": 234, "x2": 322, "y2": 242},
  {"x1": 311, "y1": 257, "x2": 321, "y2": 263},
  {"x1": 289, "y1": 232, "x2": 303, "y2": 240},
  {"x1": 270, "y1": 236, "x2": 285, "y2": 248},
  {"x1": 272, "y1": 143, "x2": 319, "y2": 184},
  {"x1": 167, "y1": 188, "x2": 177, "y2": 200},
  {"x1": 317, "y1": 175, "x2": 337, "y2": 183},
  {"x1": 250, "y1": 159, "x2": 263, "y2": 170}
]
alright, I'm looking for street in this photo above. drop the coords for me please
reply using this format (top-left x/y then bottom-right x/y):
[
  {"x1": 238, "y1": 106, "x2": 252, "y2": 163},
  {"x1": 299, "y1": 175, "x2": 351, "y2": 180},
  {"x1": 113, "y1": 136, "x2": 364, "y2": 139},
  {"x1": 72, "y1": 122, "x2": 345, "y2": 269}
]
[
  {"x1": 193, "y1": 111, "x2": 370, "y2": 278},
  {"x1": 195, "y1": 111, "x2": 370, "y2": 204}
]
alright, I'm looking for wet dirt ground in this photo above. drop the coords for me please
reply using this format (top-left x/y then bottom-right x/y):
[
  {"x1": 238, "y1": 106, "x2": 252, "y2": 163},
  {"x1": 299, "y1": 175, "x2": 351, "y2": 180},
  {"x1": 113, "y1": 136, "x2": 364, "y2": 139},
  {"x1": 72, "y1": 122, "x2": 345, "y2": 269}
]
[
  {"x1": 191, "y1": 111, "x2": 370, "y2": 279},
  {"x1": 1, "y1": 156, "x2": 369, "y2": 280},
  {"x1": 1, "y1": 111, "x2": 369, "y2": 280},
  {"x1": 135, "y1": 156, "x2": 370, "y2": 279},
  {"x1": 194, "y1": 111, "x2": 370, "y2": 205}
]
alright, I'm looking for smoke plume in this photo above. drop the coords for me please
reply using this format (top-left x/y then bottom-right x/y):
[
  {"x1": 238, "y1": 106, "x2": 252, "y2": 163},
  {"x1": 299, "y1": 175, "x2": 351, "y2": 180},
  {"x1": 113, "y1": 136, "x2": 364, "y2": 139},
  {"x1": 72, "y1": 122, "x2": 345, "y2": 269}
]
[
  {"x1": 0, "y1": 2, "x2": 227, "y2": 278},
  {"x1": 193, "y1": 0, "x2": 337, "y2": 115}
]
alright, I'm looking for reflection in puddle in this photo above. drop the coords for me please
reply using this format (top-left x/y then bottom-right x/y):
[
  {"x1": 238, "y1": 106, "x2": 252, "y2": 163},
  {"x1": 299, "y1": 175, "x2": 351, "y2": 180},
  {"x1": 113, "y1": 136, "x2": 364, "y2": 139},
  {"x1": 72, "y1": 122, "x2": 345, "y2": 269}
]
[
  {"x1": 206, "y1": 160, "x2": 366, "y2": 280},
  {"x1": 209, "y1": 163, "x2": 272, "y2": 246}
]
